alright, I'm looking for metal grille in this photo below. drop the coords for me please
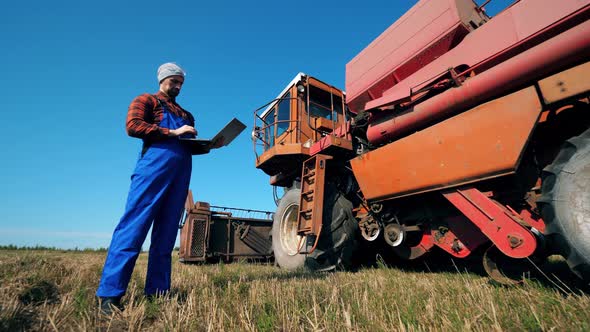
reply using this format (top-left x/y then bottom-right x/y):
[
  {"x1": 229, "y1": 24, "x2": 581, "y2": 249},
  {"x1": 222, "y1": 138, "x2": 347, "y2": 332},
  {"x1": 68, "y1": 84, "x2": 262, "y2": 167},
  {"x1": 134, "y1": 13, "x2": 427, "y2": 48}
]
[
  {"x1": 238, "y1": 225, "x2": 272, "y2": 254},
  {"x1": 190, "y1": 219, "x2": 206, "y2": 257}
]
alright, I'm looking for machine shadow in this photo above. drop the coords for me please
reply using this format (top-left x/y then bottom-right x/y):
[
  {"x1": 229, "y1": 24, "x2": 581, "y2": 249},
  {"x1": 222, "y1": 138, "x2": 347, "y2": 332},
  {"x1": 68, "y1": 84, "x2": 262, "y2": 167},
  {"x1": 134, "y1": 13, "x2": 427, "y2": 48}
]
[{"x1": 359, "y1": 247, "x2": 590, "y2": 295}]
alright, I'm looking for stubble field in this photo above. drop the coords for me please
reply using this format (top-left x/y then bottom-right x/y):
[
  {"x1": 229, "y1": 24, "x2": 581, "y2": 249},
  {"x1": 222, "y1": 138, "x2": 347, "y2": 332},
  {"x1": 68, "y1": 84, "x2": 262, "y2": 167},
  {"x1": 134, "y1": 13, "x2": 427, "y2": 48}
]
[{"x1": 1, "y1": 249, "x2": 589, "y2": 331}]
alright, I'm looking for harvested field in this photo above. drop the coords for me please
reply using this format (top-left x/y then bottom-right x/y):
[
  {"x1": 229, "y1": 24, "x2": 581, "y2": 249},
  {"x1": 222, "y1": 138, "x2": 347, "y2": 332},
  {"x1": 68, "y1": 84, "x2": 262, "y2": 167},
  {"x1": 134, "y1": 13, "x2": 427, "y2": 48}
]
[{"x1": 0, "y1": 249, "x2": 588, "y2": 331}]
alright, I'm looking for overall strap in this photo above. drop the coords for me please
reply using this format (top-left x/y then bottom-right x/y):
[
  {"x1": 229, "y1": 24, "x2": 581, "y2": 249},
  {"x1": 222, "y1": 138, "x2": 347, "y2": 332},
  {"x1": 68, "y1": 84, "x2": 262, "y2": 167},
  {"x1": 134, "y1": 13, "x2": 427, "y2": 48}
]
[
  {"x1": 154, "y1": 96, "x2": 164, "y2": 111},
  {"x1": 141, "y1": 95, "x2": 166, "y2": 157}
]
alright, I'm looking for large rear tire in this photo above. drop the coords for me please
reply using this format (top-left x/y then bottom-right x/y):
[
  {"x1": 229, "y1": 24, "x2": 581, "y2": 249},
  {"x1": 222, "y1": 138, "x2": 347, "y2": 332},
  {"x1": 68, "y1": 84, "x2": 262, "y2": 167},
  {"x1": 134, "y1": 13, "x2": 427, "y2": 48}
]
[
  {"x1": 538, "y1": 128, "x2": 590, "y2": 282},
  {"x1": 271, "y1": 185, "x2": 358, "y2": 271}
]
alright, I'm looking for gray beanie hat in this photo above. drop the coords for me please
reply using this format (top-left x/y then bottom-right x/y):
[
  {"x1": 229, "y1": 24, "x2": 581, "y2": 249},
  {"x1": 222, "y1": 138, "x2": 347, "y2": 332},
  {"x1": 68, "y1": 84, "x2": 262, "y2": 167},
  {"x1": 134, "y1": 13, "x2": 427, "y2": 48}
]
[{"x1": 157, "y1": 62, "x2": 186, "y2": 83}]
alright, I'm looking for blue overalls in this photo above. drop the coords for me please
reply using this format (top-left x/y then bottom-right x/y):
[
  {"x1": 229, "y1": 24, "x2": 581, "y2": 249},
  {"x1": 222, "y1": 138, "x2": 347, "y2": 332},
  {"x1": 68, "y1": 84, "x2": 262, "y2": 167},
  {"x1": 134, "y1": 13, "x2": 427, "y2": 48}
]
[{"x1": 97, "y1": 100, "x2": 192, "y2": 297}]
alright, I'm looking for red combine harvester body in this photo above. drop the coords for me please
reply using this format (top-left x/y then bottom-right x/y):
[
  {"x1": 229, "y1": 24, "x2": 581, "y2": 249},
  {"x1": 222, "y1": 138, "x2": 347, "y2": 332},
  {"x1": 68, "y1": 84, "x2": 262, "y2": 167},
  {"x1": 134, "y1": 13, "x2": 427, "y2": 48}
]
[{"x1": 253, "y1": 0, "x2": 590, "y2": 284}]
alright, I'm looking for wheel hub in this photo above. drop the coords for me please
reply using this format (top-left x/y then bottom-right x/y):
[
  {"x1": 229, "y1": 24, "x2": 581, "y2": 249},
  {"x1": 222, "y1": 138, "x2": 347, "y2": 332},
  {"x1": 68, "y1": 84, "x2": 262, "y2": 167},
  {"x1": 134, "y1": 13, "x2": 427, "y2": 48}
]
[
  {"x1": 384, "y1": 224, "x2": 405, "y2": 247},
  {"x1": 279, "y1": 203, "x2": 302, "y2": 256}
]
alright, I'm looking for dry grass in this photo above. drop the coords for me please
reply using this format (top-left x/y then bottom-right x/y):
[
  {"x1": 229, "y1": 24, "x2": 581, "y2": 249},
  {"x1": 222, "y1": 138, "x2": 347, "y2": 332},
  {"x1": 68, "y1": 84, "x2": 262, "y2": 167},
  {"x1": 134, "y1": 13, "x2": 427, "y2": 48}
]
[{"x1": 1, "y1": 249, "x2": 589, "y2": 331}]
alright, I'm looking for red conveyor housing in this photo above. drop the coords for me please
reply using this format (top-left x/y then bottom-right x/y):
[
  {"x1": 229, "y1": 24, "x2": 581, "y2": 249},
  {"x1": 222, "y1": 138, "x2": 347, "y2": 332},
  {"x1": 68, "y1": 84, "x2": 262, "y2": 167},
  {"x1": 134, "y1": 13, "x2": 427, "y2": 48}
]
[
  {"x1": 345, "y1": 0, "x2": 590, "y2": 117},
  {"x1": 366, "y1": 17, "x2": 590, "y2": 145},
  {"x1": 345, "y1": 0, "x2": 488, "y2": 113}
]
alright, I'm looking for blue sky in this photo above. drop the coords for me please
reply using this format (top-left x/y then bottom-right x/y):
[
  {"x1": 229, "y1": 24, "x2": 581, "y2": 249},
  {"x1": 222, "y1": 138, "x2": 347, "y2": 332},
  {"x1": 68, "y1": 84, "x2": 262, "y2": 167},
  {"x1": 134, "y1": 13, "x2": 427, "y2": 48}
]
[{"x1": 0, "y1": 0, "x2": 512, "y2": 249}]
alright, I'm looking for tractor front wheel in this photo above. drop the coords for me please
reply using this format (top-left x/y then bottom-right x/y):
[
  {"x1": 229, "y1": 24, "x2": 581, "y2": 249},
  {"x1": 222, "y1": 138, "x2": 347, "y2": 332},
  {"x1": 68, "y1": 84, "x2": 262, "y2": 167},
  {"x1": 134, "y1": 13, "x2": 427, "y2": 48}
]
[
  {"x1": 271, "y1": 185, "x2": 358, "y2": 271},
  {"x1": 271, "y1": 188, "x2": 305, "y2": 270}
]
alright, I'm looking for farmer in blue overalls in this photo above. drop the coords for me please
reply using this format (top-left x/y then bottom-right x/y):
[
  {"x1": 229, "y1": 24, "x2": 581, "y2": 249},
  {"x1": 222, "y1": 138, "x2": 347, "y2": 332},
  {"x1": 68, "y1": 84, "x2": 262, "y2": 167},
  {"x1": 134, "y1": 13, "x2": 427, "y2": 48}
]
[{"x1": 97, "y1": 63, "x2": 196, "y2": 314}]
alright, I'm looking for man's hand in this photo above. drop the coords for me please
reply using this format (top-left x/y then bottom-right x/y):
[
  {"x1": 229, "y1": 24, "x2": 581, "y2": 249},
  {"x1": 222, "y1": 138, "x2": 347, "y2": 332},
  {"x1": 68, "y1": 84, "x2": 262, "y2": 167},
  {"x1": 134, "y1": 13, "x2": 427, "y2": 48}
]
[{"x1": 169, "y1": 125, "x2": 197, "y2": 137}]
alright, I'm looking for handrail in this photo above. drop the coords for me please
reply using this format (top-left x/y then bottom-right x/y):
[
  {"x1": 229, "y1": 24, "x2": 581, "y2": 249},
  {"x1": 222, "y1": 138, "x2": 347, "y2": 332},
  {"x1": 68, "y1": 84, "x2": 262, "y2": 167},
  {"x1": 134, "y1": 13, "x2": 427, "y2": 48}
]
[
  {"x1": 252, "y1": 81, "x2": 348, "y2": 159},
  {"x1": 253, "y1": 96, "x2": 300, "y2": 155},
  {"x1": 210, "y1": 205, "x2": 274, "y2": 220}
]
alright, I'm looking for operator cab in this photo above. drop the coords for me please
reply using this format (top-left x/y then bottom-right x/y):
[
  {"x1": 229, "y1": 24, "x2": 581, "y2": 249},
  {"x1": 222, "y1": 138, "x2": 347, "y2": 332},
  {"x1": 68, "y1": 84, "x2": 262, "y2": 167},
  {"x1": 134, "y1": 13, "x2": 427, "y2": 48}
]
[{"x1": 253, "y1": 73, "x2": 347, "y2": 186}]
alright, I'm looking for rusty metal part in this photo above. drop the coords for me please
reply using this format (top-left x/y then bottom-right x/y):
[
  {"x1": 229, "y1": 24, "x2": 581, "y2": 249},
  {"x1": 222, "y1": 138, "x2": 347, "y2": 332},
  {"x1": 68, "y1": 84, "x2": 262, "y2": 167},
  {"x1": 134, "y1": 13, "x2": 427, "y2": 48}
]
[
  {"x1": 210, "y1": 205, "x2": 275, "y2": 221},
  {"x1": 309, "y1": 134, "x2": 353, "y2": 157},
  {"x1": 443, "y1": 187, "x2": 537, "y2": 258},
  {"x1": 309, "y1": 115, "x2": 354, "y2": 160},
  {"x1": 370, "y1": 203, "x2": 383, "y2": 214},
  {"x1": 179, "y1": 191, "x2": 274, "y2": 263},
  {"x1": 384, "y1": 223, "x2": 405, "y2": 247},
  {"x1": 297, "y1": 154, "x2": 332, "y2": 254},
  {"x1": 431, "y1": 216, "x2": 489, "y2": 258},
  {"x1": 505, "y1": 205, "x2": 546, "y2": 233},
  {"x1": 392, "y1": 231, "x2": 435, "y2": 260},
  {"x1": 179, "y1": 196, "x2": 211, "y2": 261},
  {"x1": 483, "y1": 245, "x2": 533, "y2": 285},
  {"x1": 351, "y1": 87, "x2": 542, "y2": 201},
  {"x1": 269, "y1": 169, "x2": 300, "y2": 187},
  {"x1": 237, "y1": 224, "x2": 272, "y2": 255},
  {"x1": 358, "y1": 213, "x2": 380, "y2": 241},
  {"x1": 255, "y1": 143, "x2": 310, "y2": 175},
  {"x1": 538, "y1": 61, "x2": 590, "y2": 104}
]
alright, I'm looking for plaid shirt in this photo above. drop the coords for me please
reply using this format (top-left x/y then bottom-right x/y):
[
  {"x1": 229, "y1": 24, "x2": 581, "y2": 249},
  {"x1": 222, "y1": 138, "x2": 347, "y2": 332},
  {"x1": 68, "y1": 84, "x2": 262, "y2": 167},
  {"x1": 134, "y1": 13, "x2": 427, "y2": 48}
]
[{"x1": 126, "y1": 91, "x2": 195, "y2": 141}]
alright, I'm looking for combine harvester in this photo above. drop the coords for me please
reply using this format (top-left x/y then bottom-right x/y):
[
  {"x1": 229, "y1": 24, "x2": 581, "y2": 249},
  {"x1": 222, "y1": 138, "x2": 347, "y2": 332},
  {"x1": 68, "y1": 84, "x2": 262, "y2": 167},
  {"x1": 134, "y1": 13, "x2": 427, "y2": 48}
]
[{"x1": 251, "y1": 0, "x2": 590, "y2": 284}]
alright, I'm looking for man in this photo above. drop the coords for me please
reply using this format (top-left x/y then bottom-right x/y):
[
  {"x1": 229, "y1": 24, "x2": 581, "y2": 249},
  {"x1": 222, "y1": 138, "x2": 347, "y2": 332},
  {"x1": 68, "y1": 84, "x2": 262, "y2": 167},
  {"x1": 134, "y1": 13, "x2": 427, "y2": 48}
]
[{"x1": 96, "y1": 63, "x2": 196, "y2": 314}]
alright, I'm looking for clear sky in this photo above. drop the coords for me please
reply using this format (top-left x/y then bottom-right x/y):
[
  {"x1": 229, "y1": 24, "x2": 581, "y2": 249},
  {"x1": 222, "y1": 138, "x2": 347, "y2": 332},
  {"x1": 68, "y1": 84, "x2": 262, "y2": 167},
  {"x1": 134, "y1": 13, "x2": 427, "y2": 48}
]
[{"x1": 0, "y1": 0, "x2": 512, "y2": 249}]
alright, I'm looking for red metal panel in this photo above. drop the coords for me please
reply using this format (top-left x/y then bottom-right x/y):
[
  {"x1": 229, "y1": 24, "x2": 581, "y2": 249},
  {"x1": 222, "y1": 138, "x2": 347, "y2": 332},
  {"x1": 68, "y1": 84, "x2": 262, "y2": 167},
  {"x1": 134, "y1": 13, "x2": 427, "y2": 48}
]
[
  {"x1": 309, "y1": 135, "x2": 353, "y2": 156},
  {"x1": 346, "y1": 0, "x2": 482, "y2": 112},
  {"x1": 297, "y1": 155, "x2": 332, "y2": 254},
  {"x1": 392, "y1": 232, "x2": 435, "y2": 260},
  {"x1": 431, "y1": 216, "x2": 489, "y2": 258},
  {"x1": 517, "y1": 209, "x2": 545, "y2": 233},
  {"x1": 366, "y1": 18, "x2": 590, "y2": 145},
  {"x1": 538, "y1": 61, "x2": 590, "y2": 104},
  {"x1": 350, "y1": 87, "x2": 541, "y2": 201},
  {"x1": 442, "y1": 188, "x2": 537, "y2": 258},
  {"x1": 350, "y1": 0, "x2": 589, "y2": 113}
]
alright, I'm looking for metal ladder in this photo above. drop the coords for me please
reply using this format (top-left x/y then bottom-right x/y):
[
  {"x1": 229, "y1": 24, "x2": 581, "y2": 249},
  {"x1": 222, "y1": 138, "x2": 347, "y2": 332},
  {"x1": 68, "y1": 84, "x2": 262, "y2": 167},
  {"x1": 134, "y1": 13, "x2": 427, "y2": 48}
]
[{"x1": 297, "y1": 154, "x2": 332, "y2": 254}]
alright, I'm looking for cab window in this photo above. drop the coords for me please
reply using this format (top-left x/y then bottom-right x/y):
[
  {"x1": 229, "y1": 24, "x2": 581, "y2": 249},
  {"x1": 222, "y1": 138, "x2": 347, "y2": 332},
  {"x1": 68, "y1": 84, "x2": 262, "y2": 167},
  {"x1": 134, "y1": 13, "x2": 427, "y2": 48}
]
[
  {"x1": 309, "y1": 85, "x2": 342, "y2": 121},
  {"x1": 262, "y1": 91, "x2": 291, "y2": 148},
  {"x1": 277, "y1": 92, "x2": 291, "y2": 137},
  {"x1": 262, "y1": 108, "x2": 275, "y2": 147}
]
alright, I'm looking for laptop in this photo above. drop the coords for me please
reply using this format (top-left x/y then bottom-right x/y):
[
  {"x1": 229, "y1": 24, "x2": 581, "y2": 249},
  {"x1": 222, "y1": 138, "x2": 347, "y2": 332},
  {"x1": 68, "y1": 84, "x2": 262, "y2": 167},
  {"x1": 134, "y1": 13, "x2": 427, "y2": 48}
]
[{"x1": 179, "y1": 118, "x2": 246, "y2": 155}]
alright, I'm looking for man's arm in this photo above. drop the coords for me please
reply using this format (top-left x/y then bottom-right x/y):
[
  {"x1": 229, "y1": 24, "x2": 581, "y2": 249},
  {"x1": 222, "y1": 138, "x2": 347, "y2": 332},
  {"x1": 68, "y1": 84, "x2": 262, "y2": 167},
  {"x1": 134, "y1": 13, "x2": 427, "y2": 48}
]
[
  {"x1": 126, "y1": 94, "x2": 170, "y2": 139},
  {"x1": 126, "y1": 94, "x2": 197, "y2": 139}
]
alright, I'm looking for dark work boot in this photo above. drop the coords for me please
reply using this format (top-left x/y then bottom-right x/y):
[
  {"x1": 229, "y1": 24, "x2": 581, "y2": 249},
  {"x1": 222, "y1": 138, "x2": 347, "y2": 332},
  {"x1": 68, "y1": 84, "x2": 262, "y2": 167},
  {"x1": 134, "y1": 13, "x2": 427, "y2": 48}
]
[{"x1": 98, "y1": 296, "x2": 124, "y2": 315}]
